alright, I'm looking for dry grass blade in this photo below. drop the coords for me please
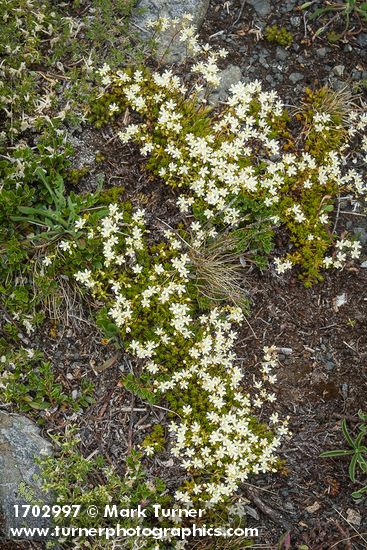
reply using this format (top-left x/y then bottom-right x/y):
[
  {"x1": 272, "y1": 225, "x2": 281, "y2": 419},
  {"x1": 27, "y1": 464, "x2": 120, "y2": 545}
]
[
  {"x1": 330, "y1": 508, "x2": 367, "y2": 549},
  {"x1": 188, "y1": 233, "x2": 249, "y2": 308},
  {"x1": 32, "y1": 256, "x2": 91, "y2": 327},
  {"x1": 293, "y1": 84, "x2": 361, "y2": 129}
]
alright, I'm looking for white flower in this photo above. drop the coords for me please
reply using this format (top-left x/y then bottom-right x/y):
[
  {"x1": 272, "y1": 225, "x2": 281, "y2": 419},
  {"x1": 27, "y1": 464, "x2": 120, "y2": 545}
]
[
  {"x1": 144, "y1": 446, "x2": 155, "y2": 457},
  {"x1": 59, "y1": 240, "x2": 72, "y2": 252},
  {"x1": 323, "y1": 256, "x2": 333, "y2": 268},
  {"x1": 274, "y1": 258, "x2": 292, "y2": 274},
  {"x1": 75, "y1": 218, "x2": 86, "y2": 230},
  {"x1": 132, "y1": 264, "x2": 143, "y2": 275},
  {"x1": 108, "y1": 102, "x2": 119, "y2": 114},
  {"x1": 74, "y1": 269, "x2": 95, "y2": 289}
]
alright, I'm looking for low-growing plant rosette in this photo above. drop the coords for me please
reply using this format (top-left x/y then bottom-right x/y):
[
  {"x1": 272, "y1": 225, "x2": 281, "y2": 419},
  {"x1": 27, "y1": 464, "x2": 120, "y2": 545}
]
[{"x1": 47, "y1": 203, "x2": 290, "y2": 505}]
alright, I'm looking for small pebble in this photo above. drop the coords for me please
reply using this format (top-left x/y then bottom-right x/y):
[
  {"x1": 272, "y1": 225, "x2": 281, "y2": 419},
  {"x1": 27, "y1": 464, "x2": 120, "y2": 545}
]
[
  {"x1": 357, "y1": 33, "x2": 367, "y2": 48},
  {"x1": 289, "y1": 72, "x2": 304, "y2": 83},
  {"x1": 346, "y1": 508, "x2": 362, "y2": 527},
  {"x1": 276, "y1": 46, "x2": 289, "y2": 61},
  {"x1": 316, "y1": 47, "x2": 328, "y2": 58},
  {"x1": 351, "y1": 69, "x2": 362, "y2": 81},
  {"x1": 290, "y1": 16, "x2": 301, "y2": 27},
  {"x1": 333, "y1": 65, "x2": 345, "y2": 77},
  {"x1": 326, "y1": 361, "x2": 335, "y2": 372}
]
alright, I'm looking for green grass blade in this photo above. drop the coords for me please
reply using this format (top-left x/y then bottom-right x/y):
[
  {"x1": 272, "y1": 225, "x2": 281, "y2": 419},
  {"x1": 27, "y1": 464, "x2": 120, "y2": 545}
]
[
  {"x1": 342, "y1": 419, "x2": 355, "y2": 448},
  {"x1": 320, "y1": 449, "x2": 353, "y2": 457}
]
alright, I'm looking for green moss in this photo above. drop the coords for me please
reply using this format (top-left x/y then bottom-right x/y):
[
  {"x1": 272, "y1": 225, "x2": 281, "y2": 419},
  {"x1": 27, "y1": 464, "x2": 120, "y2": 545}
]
[
  {"x1": 68, "y1": 166, "x2": 90, "y2": 186},
  {"x1": 142, "y1": 424, "x2": 166, "y2": 454},
  {"x1": 264, "y1": 25, "x2": 293, "y2": 47}
]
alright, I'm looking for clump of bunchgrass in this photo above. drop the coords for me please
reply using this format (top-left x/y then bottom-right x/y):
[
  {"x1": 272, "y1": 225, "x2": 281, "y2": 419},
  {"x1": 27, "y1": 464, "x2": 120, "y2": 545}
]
[
  {"x1": 187, "y1": 231, "x2": 249, "y2": 309},
  {"x1": 293, "y1": 84, "x2": 361, "y2": 133}
]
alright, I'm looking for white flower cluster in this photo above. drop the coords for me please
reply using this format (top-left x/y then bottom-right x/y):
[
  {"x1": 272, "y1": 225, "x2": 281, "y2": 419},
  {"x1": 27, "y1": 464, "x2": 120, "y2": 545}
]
[
  {"x1": 74, "y1": 268, "x2": 95, "y2": 289},
  {"x1": 70, "y1": 204, "x2": 288, "y2": 504},
  {"x1": 145, "y1": 13, "x2": 227, "y2": 64},
  {"x1": 323, "y1": 238, "x2": 362, "y2": 269},
  {"x1": 274, "y1": 257, "x2": 293, "y2": 274},
  {"x1": 0, "y1": 1, "x2": 78, "y2": 137},
  {"x1": 169, "y1": 338, "x2": 289, "y2": 505},
  {"x1": 98, "y1": 28, "x2": 367, "y2": 277},
  {"x1": 110, "y1": 70, "x2": 286, "y2": 227},
  {"x1": 313, "y1": 112, "x2": 333, "y2": 133},
  {"x1": 107, "y1": 68, "x2": 367, "y2": 225}
]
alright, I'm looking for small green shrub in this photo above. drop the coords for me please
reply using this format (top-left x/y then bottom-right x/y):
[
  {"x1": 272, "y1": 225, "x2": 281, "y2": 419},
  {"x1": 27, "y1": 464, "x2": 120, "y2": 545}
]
[
  {"x1": 142, "y1": 424, "x2": 166, "y2": 456},
  {"x1": 264, "y1": 25, "x2": 293, "y2": 47},
  {"x1": 0, "y1": 347, "x2": 94, "y2": 415},
  {"x1": 93, "y1": 54, "x2": 366, "y2": 285},
  {"x1": 38, "y1": 429, "x2": 170, "y2": 547},
  {"x1": 50, "y1": 201, "x2": 290, "y2": 505}
]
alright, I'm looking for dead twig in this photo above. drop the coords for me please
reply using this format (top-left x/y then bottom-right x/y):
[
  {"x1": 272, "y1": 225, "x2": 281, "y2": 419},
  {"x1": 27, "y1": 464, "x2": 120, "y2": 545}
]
[
  {"x1": 127, "y1": 394, "x2": 135, "y2": 453},
  {"x1": 332, "y1": 508, "x2": 367, "y2": 549},
  {"x1": 245, "y1": 486, "x2": 292, "y2": 531},
  {"x1": 95, "y1": 352, "x2": 122, "y2": 373},
  {"x1": 230, "y1": 0, "x2": 246, "y2": 29}
]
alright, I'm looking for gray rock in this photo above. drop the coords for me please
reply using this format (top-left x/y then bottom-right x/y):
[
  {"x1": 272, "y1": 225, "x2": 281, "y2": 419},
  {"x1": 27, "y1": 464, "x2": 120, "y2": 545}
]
[
  {"x1": 361, "y1": 261, "x2": 367, "y2": 268},
  {"x1": 276, "y1": 46, "x2": 289, "y2": 61},
  {"x1": 351, "y1": 69, "x2": 362, "y2": 81},
  {"x1": 246, "y1": 0, "x2": 271, "y2": 17},
  {"x1": 333, "y1": 64, "x2": 345, "y2": 77},
  {"x1": 330, "y1": 78, "x2": 348, "y2": 91},
  {"x1": 209, "y1": 64, "x2": 242, "y2": 105},
  {"x1": 354, "y1": 227, "x2": 367, "y2": 245},
  {"x1": 325, "y1": 361, "x2": 335, "y2": 372},
  {"x1": 316, "y1": 47, "x2": 328, "y2": 58},
  {"x1": 289, "y1": 72, "x2": 304, "y2": 84},
  {"x1": 132, "y1": 0, "x2": 210, "y2": 62},
  {"x1": 357, "y1": 33, "x2": 367, "y2": 48},
  {"x1": 0, "y1": 412, "x2": 52, "y2": 539},
  {"x1": 281, "y1": 0, "x2": 297, "y2": 12}
]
